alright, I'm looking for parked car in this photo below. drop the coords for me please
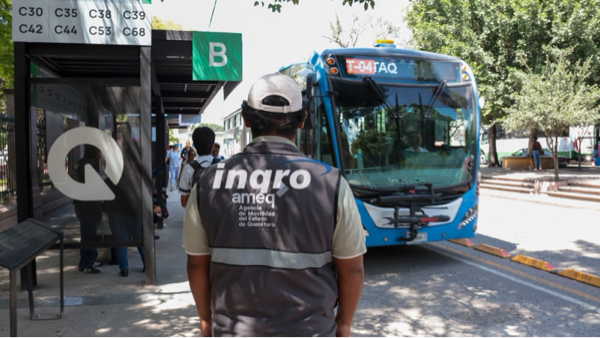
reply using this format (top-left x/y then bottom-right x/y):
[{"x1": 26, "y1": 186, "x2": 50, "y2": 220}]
[{"x1": 499, "y1": 148, "x2": 567, "y2": 168}]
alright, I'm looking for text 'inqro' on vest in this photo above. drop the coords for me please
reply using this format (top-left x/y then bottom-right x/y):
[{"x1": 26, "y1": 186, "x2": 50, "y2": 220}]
[{"x1": 212, "y1": 163, "x2": 312, "y2": 208}]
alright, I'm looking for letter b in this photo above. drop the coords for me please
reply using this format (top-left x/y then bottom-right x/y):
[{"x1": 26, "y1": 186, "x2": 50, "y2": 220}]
[{"x1": 209, "y1": 42, "x2": 227, "y2": 67}]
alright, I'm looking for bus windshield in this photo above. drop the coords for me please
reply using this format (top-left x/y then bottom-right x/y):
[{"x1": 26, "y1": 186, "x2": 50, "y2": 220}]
[{"x1": 330, "y1": 77, "x2": 477, "y2": 191}]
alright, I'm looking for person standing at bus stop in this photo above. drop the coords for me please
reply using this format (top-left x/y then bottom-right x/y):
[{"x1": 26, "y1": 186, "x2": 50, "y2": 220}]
[
  {"x1": 165, "y1": 144, "x2": 181, "y2": 191},
  {"x1": 532, "y1": 136, "x2": 543, "y2": 170},
  {"x1": 183, "y1": 73, "x2": 366, "y2": 336},
  {"x1": 72, "y1": 146, "x2": 106, "y2": 274}
]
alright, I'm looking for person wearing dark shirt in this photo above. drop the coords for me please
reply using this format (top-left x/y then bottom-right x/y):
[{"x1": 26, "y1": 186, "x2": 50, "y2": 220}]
[
  {"x1": 71, "y1": 146, "x2": 105, "y2": 274},
  {"x1": 103, "y1": 143, "x2": 145, "y2": 277},
  {"x1": 211, "y1": 142, "x2": 226, "y2": 162},
  {"x1": 531, "y1": 136, "x2": 543, "y2": 170}
]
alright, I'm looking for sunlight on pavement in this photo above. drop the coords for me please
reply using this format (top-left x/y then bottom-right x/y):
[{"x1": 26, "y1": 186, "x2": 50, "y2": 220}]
[
  {"x1": 95, "y1": 327, "x2": 113, "y2": 334},
  {"x1": 151, "y1": 293, "x2": 195, "y2": 311},
  {"x1": 158, "y1": 281, "x2": 191, "y2": 293},
  {"x1": 385, "y1": 322, "x2": 412, "y2": 335}
]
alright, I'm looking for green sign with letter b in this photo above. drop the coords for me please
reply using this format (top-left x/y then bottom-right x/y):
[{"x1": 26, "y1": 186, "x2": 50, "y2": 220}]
[{"x1": 192, "y1": 31, "x2": 242, "y2": 81}]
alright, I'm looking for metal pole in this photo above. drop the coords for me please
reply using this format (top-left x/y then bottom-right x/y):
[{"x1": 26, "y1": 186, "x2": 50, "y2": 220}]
[
  {"x1": 14, "y1": 42, "x2": 32, "y2": 224},
  {"x1": 155, "y1": 97, "x2": 165, "y2": 230},
  {"x1": 27, "y1": 262, "x2": 35, "y2": 319},
  {"x1": 14, "y1": 42, "x2": 39, "y2": 290},
  {"x1": 140, "y1": 46, "x2": 156, "y2": 285},
  {"x1": 59, "y1": 235, "x2": 64, "y2": 317},
  {"x1": 10, "y1": 270, "x2": 17, "y2": 337}
]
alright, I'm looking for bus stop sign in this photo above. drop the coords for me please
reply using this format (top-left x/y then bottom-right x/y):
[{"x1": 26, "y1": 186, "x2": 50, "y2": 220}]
[{"x1": 192, "y1": 31, "x2": 242, "y2": 82}]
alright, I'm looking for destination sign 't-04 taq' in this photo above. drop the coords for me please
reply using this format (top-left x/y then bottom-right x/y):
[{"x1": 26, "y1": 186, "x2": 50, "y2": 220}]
[{"x1": 12, "y1": 0, "x2": 151, "y2": 46}]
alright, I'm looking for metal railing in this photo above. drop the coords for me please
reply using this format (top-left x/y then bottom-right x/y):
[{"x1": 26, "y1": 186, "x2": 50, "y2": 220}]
[
  {"x1": 0, "y1": 110, "x2": 16, "y2": 203},
  {"x1": 0, "y1": 109, "x2": 55, "y2": 204},
  {"x1": 37, "y1": 109, "x2": 54, "y2": 193}
]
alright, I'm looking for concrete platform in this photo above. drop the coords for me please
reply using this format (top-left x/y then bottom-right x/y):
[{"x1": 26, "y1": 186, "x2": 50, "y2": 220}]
[{"x1": 0, "y1": 195, "x2": 201, "y2": 337}]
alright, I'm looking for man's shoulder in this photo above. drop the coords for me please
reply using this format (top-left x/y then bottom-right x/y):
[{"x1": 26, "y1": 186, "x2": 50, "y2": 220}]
[{"x1": 188, "y1": 161, "x2": 202, "y2": 169}]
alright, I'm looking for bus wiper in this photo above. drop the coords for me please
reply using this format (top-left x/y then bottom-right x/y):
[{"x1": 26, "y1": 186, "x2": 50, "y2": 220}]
[
  {"x1": 363, "y1": 76, "x2": 399, "y2": 118},
  {"x1": 424, "y1": 80, "x2": 447, "y2": 117},
  {"x1": 363, "y1": 76, "x2": 403, "y2": 150}
]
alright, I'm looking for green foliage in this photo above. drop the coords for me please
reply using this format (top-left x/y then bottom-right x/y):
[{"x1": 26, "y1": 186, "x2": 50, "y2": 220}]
[
  {"x1": 168, "y1": 129, "x2": 178, "y2": 144},
  {"x1": 504, "y1": 52, "x2": 600, "y2": 179},
  {"x1": 407, "y1": 0, "x2": 600, "y2": 167},
  {"x1": 151, "y1": 16, "x2": 184, "y2": 30},
  {"x1": 341, "y1": 0, "x2": 375, "y2": 11},
  {"x1": 406, "y1": 0, "x2": 600, "y2": 126},
  {"x1": 252, "y1": 0, "x2": 374, "y2": 12},
  {"x1": 0, "y1": 0, "x2": 13, "y2": 89},
  {"x1": 158, "y1": 0, "x2": 376, "y2": 12},
  {"x1": 192, "y1": 123, "x2": 224, "y2": 132}
]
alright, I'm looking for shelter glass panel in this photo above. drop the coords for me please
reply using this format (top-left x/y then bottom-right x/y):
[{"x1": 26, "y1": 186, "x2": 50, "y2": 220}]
[{"x1": 31, "y1": 82, "x2": 145, "y2": 272}]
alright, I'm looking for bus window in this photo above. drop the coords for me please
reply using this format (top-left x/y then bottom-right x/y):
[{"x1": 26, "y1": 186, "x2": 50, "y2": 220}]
[
  {"x1": 296, "y1": 92, "x2": 335, "y2": 167},
  {"x1": 315, "y1": 96, "x2": 334, "y2": 166}
]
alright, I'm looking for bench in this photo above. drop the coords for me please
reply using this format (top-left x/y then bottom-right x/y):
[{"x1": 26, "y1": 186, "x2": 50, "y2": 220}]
[
  {"x1": 501, "y1": 156, "x2": 553, "y2": 170},
  {"x1": 0, "y1": 219, "x2": 64, "y2": 337}
]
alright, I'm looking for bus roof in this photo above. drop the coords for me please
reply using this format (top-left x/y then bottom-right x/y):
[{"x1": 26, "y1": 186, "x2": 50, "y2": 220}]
[{"x1": 319, "y1": 47, "x2": 462, "y2": 62}]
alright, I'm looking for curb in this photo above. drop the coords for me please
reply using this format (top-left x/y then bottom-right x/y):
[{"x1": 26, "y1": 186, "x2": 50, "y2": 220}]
[
  {"x1": 448, "y1": 240, "x2": 600, "y2": 290},
  {"x1": 479, "y1": 189, "x2": 600, "y2": 211}
]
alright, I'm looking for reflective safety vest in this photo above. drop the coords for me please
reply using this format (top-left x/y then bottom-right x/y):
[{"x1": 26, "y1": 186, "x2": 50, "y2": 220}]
[{"x1": 197, "y1": 141, "x2": 341, "y2": 336}]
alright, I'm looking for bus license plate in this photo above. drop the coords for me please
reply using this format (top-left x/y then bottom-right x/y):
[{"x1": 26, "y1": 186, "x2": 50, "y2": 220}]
[{"x1": 407, "y1": 232, "x2": 427, "y2": 245}]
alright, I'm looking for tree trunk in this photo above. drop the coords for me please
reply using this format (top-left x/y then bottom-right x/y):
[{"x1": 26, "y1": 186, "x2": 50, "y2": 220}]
[
  {"x1": 578, "y1": 137, "x2": 582, "y2": 171},
  {"x1": 488, "y1": 124, "x2": 499, "y2": 167},
  {"x1": 553, "y1": 135, "x2": 560, "y2": 181}
]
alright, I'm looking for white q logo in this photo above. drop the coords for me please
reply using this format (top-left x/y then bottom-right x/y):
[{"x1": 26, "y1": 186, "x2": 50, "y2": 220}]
[{"x1": 48, "y1": 127, "x2": 124, "y2": 201}]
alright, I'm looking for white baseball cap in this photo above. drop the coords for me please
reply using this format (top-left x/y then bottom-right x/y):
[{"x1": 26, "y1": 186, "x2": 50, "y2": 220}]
[{"x1": 247, "y1": 73, "x2": 303, "y2": 113}]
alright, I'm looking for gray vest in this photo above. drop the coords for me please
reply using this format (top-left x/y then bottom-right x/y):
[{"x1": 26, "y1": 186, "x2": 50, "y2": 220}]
[{"x1": 197, "y1": 141, "x2": 341, "y2": 337}]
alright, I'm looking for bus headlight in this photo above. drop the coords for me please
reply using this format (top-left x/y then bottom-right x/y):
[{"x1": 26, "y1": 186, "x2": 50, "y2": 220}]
[{"x1": 458, "y1": 205, "x2": 478, "y2": 230}]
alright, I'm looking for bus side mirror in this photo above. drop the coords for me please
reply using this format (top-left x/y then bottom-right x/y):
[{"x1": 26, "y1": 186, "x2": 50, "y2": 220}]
[
  {"x1": 306, "y1": 73, "x2": 314, "y2": 101},
  {"x1": 303, "y1": 74, "x2": 316, "y2": 130}
]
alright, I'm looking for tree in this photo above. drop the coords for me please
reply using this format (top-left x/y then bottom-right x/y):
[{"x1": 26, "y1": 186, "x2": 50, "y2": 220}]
[
  {"x1": 407, "y1": 0, "x2": 600, "y2": 167},
  {"x1": 168, "y1": 129, "x2": 179, "y2": 145},
  {"x1": 324, "y1": 12, "x2": 405, "y2": 48},
  {"x1": 160, "y1": 0, "x2": 376, "y2": 12},
  {"x1": 503, "y1": 53, "x2": 600, "y2": 181},
  {"x1": 151, "y1": 16, "x2": 184, "y2": 30},
  {"x1": 0, "y1": 0, "x2": 13, "y2": 96},
  {"x1": 253, "y1": 0, "x2": 376, "y2": 13},
  {"x1": 192, "y1": 123, "x2": 224, "y2": 132}
]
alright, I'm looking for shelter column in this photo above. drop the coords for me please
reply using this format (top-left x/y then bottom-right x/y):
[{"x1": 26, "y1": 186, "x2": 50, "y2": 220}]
[{"x1": 141, "y1": 46, "x2": 156, "y2": 285}]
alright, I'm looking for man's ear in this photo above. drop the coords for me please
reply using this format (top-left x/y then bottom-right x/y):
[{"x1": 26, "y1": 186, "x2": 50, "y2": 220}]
[
  {"x1": 297, "y1": 111, "x2": 308, "y2": 130},
  {"x1": 242, "y1": 113, "x2": 251, "y2": 128}
]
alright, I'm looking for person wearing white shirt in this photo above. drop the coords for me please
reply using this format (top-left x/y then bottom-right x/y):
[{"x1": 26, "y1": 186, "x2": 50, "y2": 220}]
[{"x1": 178, "y1": 127, "x2": 215, "y2": 207}]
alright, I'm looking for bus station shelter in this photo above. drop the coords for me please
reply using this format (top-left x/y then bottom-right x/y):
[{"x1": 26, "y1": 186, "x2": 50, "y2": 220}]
[{"x1": 11, "y1": 15, "x2": 241, "y2": 286}]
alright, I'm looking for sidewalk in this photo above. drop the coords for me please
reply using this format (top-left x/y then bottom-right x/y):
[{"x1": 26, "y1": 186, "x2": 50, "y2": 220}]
[
  {"x1": 479, "y1": 163, "x2": 600, "y2": 211},
  {"x1": 0, "y1": 196, "x2": 202, "y2": 337},
  {"x1": 480, "y1": 162, "x2": 600, "y2": 184}
]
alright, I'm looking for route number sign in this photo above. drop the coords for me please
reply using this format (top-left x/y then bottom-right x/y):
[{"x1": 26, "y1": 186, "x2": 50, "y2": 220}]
[{"x1": 12, "y1": 0, "x2": 152, "y2": 46}]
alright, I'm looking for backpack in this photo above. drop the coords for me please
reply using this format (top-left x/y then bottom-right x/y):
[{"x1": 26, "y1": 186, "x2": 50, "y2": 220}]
[{"x1": 188, "y1": 160, "x2": 212, "y2": 190}]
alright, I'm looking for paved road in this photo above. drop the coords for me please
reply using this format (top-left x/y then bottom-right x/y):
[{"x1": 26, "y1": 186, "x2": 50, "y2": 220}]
[
  {"x1": 2, "y1": 190, "x2": 599, "y2": 336},
  {"x1": 353, "y1": 192, "x2": 600, "y2": 336}
]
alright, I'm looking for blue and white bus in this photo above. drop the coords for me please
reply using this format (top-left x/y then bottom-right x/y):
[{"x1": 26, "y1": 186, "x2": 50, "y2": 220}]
[{"x1": 280, "y1": 42, "x2": 482, "y2": 247}]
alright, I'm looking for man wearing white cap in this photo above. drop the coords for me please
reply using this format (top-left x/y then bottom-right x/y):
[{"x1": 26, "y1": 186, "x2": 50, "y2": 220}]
[{"x1": 183, "y1": 73, "x2": 366, "y2": 336}]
